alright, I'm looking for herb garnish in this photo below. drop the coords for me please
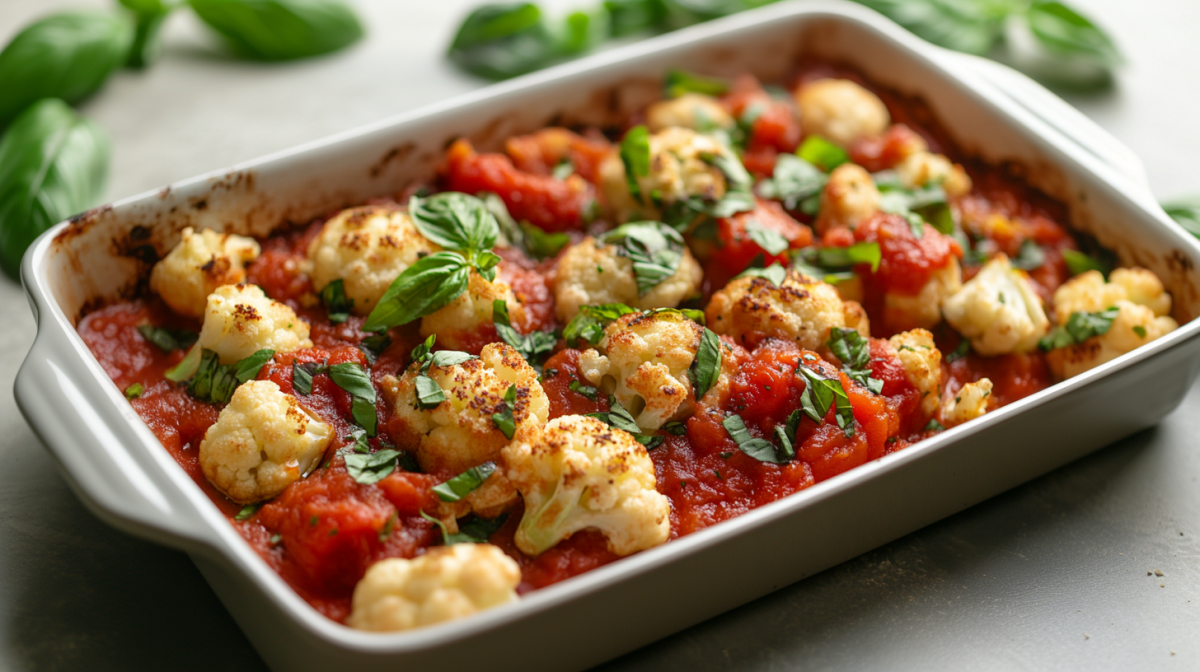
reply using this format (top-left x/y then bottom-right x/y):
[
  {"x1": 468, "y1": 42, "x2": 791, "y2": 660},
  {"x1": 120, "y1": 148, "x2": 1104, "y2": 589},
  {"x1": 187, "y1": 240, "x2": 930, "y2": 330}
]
[
  {"x1": 421, "y1": 510, "x2": 509, "y2": 546},
  {"x1": 137, "y1": 325, "x2": 198, "y2": 352},
  {"x1": 664, "y1": 69, "x2": 728, "y2": 98},
  {"x1": 234, "y1": 503, "x2": 262, "y2": 521},
  {"x1": 619, "y1": 125, "x2": 651, "y2": 201},
  {"x1": 491, "y1": 385, "x2": 518, "y2": 439},
  {"x1": 797, "y1": 365, "x2": 856, "y2": 437},
  {"x1": 493, "y1": 299, "x2": 557, "y2": 369},
  {"x1": 432, "y1": 462, "x2": 497, "y2": 502},
  {"x1": 344, "y1": 449, "x2": 401, "y2": 485},
  {"x1": 328, "y1": 361, "x2": 378, "y2": 435},
  {"x1": 319, "y1": 279, "x2": 353, "y2": 323},
  {"x1": 756, "y1": 154, "x2": 826, "y2": 211},
  {"x1": 599, "y1": 221, "x2": 685, "y2": 295},
  {"x1": 1039, "y1": 307, "x2": 1119, "y2": 350},
  {"x1": 568, "y1": 379, "x2": 598, "y2": 401},
  {"x1": 689, "y1": 327, "x2": 722, "y2": 400},
  {"x1": 827, "y1": 327, "x2": 884, "y2": 394},
  {"x1": 722, "y1": 413, "x2": 793, "y2": 464},
  {"x1": 796, "y1": 135, "x2": 849, "y2": 172},
  {"x1": 124, "y1": 383, "x2": 144, "y2": 400}
]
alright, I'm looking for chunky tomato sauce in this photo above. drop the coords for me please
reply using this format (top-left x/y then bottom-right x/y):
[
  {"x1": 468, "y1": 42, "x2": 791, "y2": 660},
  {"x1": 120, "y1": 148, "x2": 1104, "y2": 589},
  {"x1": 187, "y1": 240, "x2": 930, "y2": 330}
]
[{"x1": 77, "y1": 61, "x2": 1077, "y2": 623}]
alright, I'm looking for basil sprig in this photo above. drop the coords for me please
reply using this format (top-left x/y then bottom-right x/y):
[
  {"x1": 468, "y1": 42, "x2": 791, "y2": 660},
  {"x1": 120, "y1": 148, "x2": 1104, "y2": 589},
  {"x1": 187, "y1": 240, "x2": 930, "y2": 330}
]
[
  {"x1": 433, "y1": 462, "x2": 497, "y2": 502},
  {"x1": 797, "y1": 365, "x2": 856, "y2": 438},
  {"x1": 187, "y1": 0, "x2": 364, "y2": 61},
  {"x1": 0, "y1": 11, "x2": 133, "y2": 129},
  {"x1": 0, "y1": 99, "x2": 109, "y2": 278},
  {"x1": 138, "y1": 325, "x2": 198, "y2": 352},
  {"x1": 421, "y1": 510, "x2": 509, "y2": 546},
  {"x1": 723, "y1": 413, "x2": 793, "y2": 464},
  {"x1": 757, "y1": 154, "x2": 826, "y2": 212},
  {"x1": 827, "y1": 327, "x2": 884, "y2": 395},
  {"x1": 587, "y1": 396, "x2": 663, "y2": 448},
  {"x1": 319, "y1": 279, "x2": 353, "y2": 323},
  {"x1": 689, "y1": 327, "x2": 722, "y2": 401},
  {"x1": 599, "y1": 221, "x2": 685, "y2": 295},
  {"x1": 1039, "y1": 307, "x2": 1119, "y2": 351},
  {"x1": 493, "y1": 300, "x2": 557, "y2": 369}
]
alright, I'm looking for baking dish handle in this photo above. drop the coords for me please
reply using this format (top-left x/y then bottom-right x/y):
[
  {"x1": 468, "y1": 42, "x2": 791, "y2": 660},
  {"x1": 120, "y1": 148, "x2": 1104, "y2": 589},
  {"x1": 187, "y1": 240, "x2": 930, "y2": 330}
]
[
  {"x1": 945, "y1": 52, "x2": 1150, "y2": 190},
  {"x1": 14, "y1": 318, "x2": 215, "y2": 553}
]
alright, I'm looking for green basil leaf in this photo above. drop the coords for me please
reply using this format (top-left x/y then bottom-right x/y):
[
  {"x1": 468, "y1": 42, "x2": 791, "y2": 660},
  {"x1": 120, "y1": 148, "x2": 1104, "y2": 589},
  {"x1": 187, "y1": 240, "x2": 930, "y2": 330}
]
[
  {"x1": 421, "y1": 510, "x2": 509, "y2": 545},
  {"x1": 587, "y1": 396, "x2": 664, "y2": 448},
  {"x1": 429, "y1": 351, "x2": 477, "y2": 369},
  {"x1": 493, "y1": 300, "x2": 558, "y2": 368},
  {"x1": 164, "y1": 343, "x2": 203, "y2": 382},
  {"x1": 447, "y1": 3, "x2": 559, "y2": 80},
  {"x1": 945, "y1": 339, "x2": 971, "y2": 362},
  {"x1": 235, "y1": 503, "x2": 262, "y2": 520},
  {"x1": 124, "y1": 382, "x2": 144, "y2": 400},
  {"x1": 492, "y1": 385, "x2": 518, "y2": 439},
  {"x1": 292, "y1": 360, "x2": 319, "y2": 395},
  {"x1": 410, "y1": 334, "x2": 437, "y2": 365},
  {"x1": 344, "y1": 449, "x2": 401, "y2": 485},
  {"x1": 235, "y1": 349, "x2": 274, "y2": 384},
  {"x1": 1060, "y1": 248, "x2": 1113, "y2": 277},
  {"x1": 520, "y1": 221, "x2": 570, "y2": 259},
  {"x1": 0, "y1": 11, "x2": 134, "y2": 129},
  {"x1": 319, "y1": 279, "x2": 353, "y2": 323},
  {"x1": 569, "y1": 379, "x2": 599, "y2": 401},
  {"x1": 797, "y1": 365, "x2": 856, "y2": 437},
  {"x1": 563, "y1": 303, "x2": 637, "y2": 346},
  {"x1": 853, "y1": 0, "x2": 1008, "y2": 56},
  {"x1": 118, "y1": 0, "x2": 174, "y2": 68},
  {"x1": 664, "y1": 69, "x2": 729, "y2": 98},
  {"x1": 1011, "y1": 239, "x2": 1046, "y2": 271},
  {"x1": 662, "y1": 420, "x2": 688, "y2": 435},
  {"x1": 925, "y1": 418, "x2": 945, "y2": 432},
  {"x1": 346, "y1": 425, "x2": 371, "y2": 454},
  {"x1": 619, "y1": 125, "x2": 651, "y2": 201},
  {"x1": 745, "y1": 221, "x2": 790, "y2": 256},
  {"x1": 358, "y1": 333, "x2": 391, "y2": 365},
  {"x1": 600, "y1": 221, "x2": 685, "y2": 295},
  {"x1": 1027, "y1": 1, "x2": 1121, "y2": 68},
  {"x1": 604, "y1": 0, "x2": 669, "y2": 36},
  {"x1": 329, "y1": 362, "x2": 377, "y2": 435},
  {"x1": 187, "y1": 0, "x2": 364, "y2": 61},
  {"x1": 757, "y1": 154, "x2": 827, "y2": 210},
  {"x1": 0, "y1": 99, "x2": 109, "y2": 278},
  {"x1": 796, "y1": 242, "x2": 882, "y2": 277},
  {"x1": 1163, "y1": 200, "x2": 1200, "y2": 241},
  {"x1": 187, "y1": 349, "x2": 241, "y2": 403},
  {"x1": 561, "y1": 7, "x2": 609, "y2": 55},
  {"x1": 414, "y1": 374, "x2": 447, "y2": 410},
  {"x1": 701, "y1": 149, "x2": 753, "y2": 193},
  {"x1": 433, "y1": 462, "x2": 497, "y2": 502},
  {"x1": 689, "y1": 327, "x2": 722, "y2": 400},
  {"x1": 363, "y1": 252, "x2": 471, "y2": 332},
  {"x1": 473, "y1": 250, "x2": 501, "y2": 282},
  {"x1": 737, "y1": 262, "x2": 788, "y2": 286},
  {"x1": 827, "y1": 327, "x2": 884, "y2": 395},
  {"x1": 409, "y1": 191, "x2": 499, "y2": 253},
  {"x1": 796, "y1": 135, "x2": 849, "y2": 171},
  {"x1": 137, "y1": 325, "x2": 198, "y2": 352},
  {"x1": 723, "y1": 413, "x2": 790, "y2": 464}
]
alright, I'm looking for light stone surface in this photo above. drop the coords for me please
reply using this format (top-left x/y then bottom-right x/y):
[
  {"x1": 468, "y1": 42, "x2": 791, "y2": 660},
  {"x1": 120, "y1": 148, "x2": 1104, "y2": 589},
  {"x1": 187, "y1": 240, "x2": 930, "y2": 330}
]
[{"x1": 0, "y1": 1, "x2": 1198, "y2": 670}]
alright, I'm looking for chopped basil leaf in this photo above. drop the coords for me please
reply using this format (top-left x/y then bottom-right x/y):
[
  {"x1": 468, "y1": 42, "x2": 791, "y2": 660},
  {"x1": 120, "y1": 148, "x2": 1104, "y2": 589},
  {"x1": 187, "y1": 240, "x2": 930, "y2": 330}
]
[
  {"x1": 164, "y1": 343, "x2": 203, "y2": 382},
  {"x1": 234, "y1": 349, "x2": 274, "y2": 384},
  {"x1": 493, "y1": 300, "x2": 557, "y2": 369},
  {"x1": 796, "y1": 135, "x2": 849, "y2": 172},
  {"x1": 664, "y1": 69, "x2": 728, "y2": 98},
  {"x1": 188, "y1": 350, "x2": 238, "y2": 403},
  {"x1": 421, "y1": 510, "x2": 508, "y2": 546},
  {"x1": 433, "y1": 462, "x2": 497, "y2": 502},
  {"x1": 701, "y1": 149, "x2": 753, "y2": 193},
  {"x1": 689, "y1": 327, "x2": 722, "y2": 400},
  {"x1": 270, "y1": 533, "x2": 283, "y2": 545},
  {"x1": 1061, "y1": 248, "x2": 1113, "y2": 277},
  {"x1": 123, "y1": 383, "x2": 144, "y2": 400},
  {"x1": 797, "y1": 365, "x2": 856, "y2": 437},
  {"x1": 827, "y1": 327, "x2": 884, "y2": 394},
  {"x1": 587, "y1": 396, "x2": 662, "y2": 448},
  {"x1": 519, "y1": 221, "x2": 571, "y2": 259},
  {"x1": 137, "y1": 325, "x2": 198, "y2": 352},
  {"x1": 1011, "y1": 239, "x2": 1046, "y2": 271},
  {"x1": 414, "y1": 375, "x2": 446, "y2": 410},
  {"x1": 358, "y1": 333, "x2": 392, "y2": 365},
  {"x1": 793, "y1": 242, "x2": 881, "y2": 283},
  {"x1": 292, "y1": 360, "x2": 324, "y2": 396},
  {"x1": 1133, "y1": 325, "x2": 1147, "y2": 338},
  {"x1": 235, "y1": 503, "x2": 261, "y2": 521},
  {"x1": 344, "y1": 449, "x2": 401, "y2": 485},
  {"x1": 619, "y1": 125, "x2": 651, "y2": 200},
  {"x1": 569, "y1": 379, "x2": 598, "y2": 401},
  {"x1": 410, "y1": 334, "x2": 437, "y2": 365},
  {"x1": 737, "y1": 262, "x2": 788, "y2": 286},
  {"x1": 328, "y1": 362, "x2": 377, "y2": 435},
  {"x1": 757, "y1": 154, "x2": 827, "y2": 210},
  {"x1": 925, "y1": 418, "x2": 946, "y2": 432},
  {"x1": 600, "y1": 221, "x2": 685, "y2": 295},
  {"x1": 745, "y1": 221, "x2": 790, "y2": 256},
  {"x1": 346, "y1": 425, "x2": 371, "y2": 454},
  {"x1": 362, "y1": 251, "x2": 471, "y2": 332},
  {"x1": 723, "y1": 413, "x2": 790, "y2": 464},
  {"x1": 1039, "y1": 307, "x2": 1119, "y2": 350},
  {"x1": 945, "y1": 339, "x2": 971, "y2": 362},
  {"x1": 492, "y1": 385, "x2": 517, "y2": 439},
  {"x1": 319, "y1": 278, "x2": 353, "y2": 323},
  {"x1": 662, "y1": 420, "x2": 687, "y2": 436}
]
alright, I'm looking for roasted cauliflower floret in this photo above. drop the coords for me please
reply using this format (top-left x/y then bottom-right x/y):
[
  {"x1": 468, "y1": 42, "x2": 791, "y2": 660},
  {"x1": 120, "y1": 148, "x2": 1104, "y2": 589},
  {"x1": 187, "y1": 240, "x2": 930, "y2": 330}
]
[
  {"x1": 887, "y1": 329, "x2": 942, "y2": 418},
  {"x1": 941, "y1": 378, "x2": 993, "y2": 427},
  {"x1": 705, "y1": 269, "x2": 869, "y2": 350},
  {"x1": 502, "y1": 415, "x2": 670, "y2": 556},
  {"x1": 198, "y1": 380, "x2": 332, "y2": 504},
  {"x1": 1054, "y1": 268, "x2": 1173, "y2": 321},
  {"x1": 347, "y1": 544, "x2": 519, "y2": 632},
  {"x1": 307, "y1": 204, "x2": 440, "y2": 316},
  {"x1": 553, "y1": 236, "x2": 703, "y2": 323},
  {"x1": 815, "y1": 163, "x2": 880, "y2": 235},
  {"x1": 883, "y1": 258, "x2": 963, "y2": 332},
  {"x1": 389, "y1": 343, "x2": 549, "y2": 518},
  {"x1": 579, "y1": 310, "x2": 704, "y2": 431},
  {"x1": 1046, "y1": 303, "x2": 1178, "y2": 380},
  {"x1": 645, "y1": 93, "x2": 735, "y2": 132},
  {"x1": 149, "y1": 227, "x2": 261, "y2": 318},
  {"x1": 198, "y1": 284, "x2": 312, "y2": 364},
  {"x1": 794, "y1": 78, "x2": 890, "y2": 147},
  {"x1": 599, "y1": 127, "x2": 731, "y2": 221},
  {"x1": 943, "y1": 254, "x2": 1049, "y2": 356},
  {"x1": 894, "y1": 151, "x2": 972, "y2": 198},
  {"x1": 420, "y1": 273, "x2": 526, "y2": 352}
]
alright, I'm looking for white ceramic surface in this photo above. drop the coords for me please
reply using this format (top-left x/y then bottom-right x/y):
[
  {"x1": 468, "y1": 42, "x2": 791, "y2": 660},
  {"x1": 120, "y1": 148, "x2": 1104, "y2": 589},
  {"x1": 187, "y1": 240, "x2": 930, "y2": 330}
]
[{"x1": 15, "y1": 2, "x2": 1200, "y2": 670}]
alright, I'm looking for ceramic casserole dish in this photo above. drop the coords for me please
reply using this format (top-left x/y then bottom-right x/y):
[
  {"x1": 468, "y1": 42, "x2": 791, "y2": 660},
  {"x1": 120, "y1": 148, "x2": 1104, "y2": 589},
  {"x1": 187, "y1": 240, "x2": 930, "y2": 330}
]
[{"x1": 15, "y1": 1, "x2": 1200, "y2": 669}]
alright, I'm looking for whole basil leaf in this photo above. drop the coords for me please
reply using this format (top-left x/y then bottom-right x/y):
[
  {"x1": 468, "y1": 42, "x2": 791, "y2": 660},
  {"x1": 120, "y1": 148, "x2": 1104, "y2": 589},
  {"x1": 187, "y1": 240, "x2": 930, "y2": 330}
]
[
  {"x1": 448, "y1": 3, "x2": 560, "y2": 80},
  {"x1": 0, "y1": 10, "x2": 134, "y2": 128},
  {"x1": 0, "y1": 99, "x2": 109, "y2": 278},
  {"x1": 757, "y1": 154, "x2": 826, "y2": 210},
  {"x1": 345, "y1": 449, "x2": 401, "y2": 485},
  {"x1": 118, "y1": 0, "x2": 176, "y2": 68},
  {"x1": 853, "y1": 0, "x2": 1008, "y2": 56},
  {"x1": 409, "y1": 192, "x2": 499, "y2": 253},
  {"x1": 604, "y1": 0, "x2": 669, "y2": 37},
  {"x1": 363, "y1": 252, "x2": 471, "y2": 332},
  {"x1": 1163, "y1": 200, "x2": 1200, "y2": 240},
  {"x1": 187, "y1": 0, "x2": 364, "y2": 61},
  {"x1": 1027, "y1": 1, "x2": 1121, "y2": 68}
]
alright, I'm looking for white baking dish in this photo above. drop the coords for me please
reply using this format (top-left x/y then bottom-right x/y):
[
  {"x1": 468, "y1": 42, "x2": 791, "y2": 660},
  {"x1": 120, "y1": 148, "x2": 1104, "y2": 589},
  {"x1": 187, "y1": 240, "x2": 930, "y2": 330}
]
[{"x1": 15, "y1": 2, "x2": 1200, "y2": 670}]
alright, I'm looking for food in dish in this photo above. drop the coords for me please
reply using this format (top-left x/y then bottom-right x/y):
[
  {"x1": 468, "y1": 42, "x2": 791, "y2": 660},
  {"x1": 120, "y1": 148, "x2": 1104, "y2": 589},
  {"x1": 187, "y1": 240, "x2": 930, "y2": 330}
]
[{"x1": 76, "y1": 62, "x2": 1178, "y2": 630}]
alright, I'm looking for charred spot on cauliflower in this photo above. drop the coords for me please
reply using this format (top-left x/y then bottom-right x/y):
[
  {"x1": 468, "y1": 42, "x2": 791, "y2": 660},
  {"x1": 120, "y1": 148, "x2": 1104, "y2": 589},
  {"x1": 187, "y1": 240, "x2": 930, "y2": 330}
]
[
  {"x1": 420, "y1": 273, "x2": 526, "y2": 352},
  {"x1": 388, "y1": 343, "x2": 549, "y2": 518},
  {"x1": 307, "y1": 204, "x2": 440, "y2": 316},
  {"x1": 943, "y1": 254, "x2": 1049, "y2": 356},
  {"x1": 645, "y1": 93, "x2": 735, "y2": 133},
  {"x1": 815, "y1": 163, "x2": 881, "y2": 235},
  {"x1": 941, "y1": 378, "x2": 993, "y2": 427},
  {"x1": 579, "y1": 310, "x2": 704, "y2": 431},
  {"x1": 199, "y1": 380, "x2": 332, "y2": 504},
  {"x1": 887, "y1": 329, "x2": 942, "y2": 418},
  {"x1": 794, "y1": 79, "x2": 890, "y2": 147},
  {"x1": 705, "y1": 269, "x2": 869, "y2": 351},
  {"x1": 599, "y1": 127, "x2": 731, "y2": 222},
  {"x1": 347, "y1": 544, "x2": 519, "y2": 632},
  {"x1": 552, "y1": 236, "x2": 703, "y2": 323},
  {"x1": 502, "y1": 414, "x2": 670, "y2": 556},
  {"x1": 150, "y1": 227, "x2": 261, "y2": 318},
  {"x1": 198, "y1": 284, "x2": 312, "y2": 364}
]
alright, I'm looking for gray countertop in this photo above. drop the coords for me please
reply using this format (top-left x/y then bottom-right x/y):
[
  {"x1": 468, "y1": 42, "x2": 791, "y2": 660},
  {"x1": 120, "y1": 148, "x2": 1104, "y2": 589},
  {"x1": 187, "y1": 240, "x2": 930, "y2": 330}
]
[{"x1": 1, "y1": 1, "x2": 1197, "y2": 669}]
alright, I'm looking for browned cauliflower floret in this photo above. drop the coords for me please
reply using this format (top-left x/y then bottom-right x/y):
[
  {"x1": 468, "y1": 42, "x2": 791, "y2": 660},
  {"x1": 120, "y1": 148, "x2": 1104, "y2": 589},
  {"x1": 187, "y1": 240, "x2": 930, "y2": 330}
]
[
  {"x1": 705, "y1": 269, "x2": 869, "y2": 350},
  {"x1": 815, "y1": 163, "x2": 881, "y2": 235},
  {"x1": 887, "y1": 329, "x2": 942, "y2": 418},
  {"x1": 599, "y1": 127, "x2": 731, "y2": 221},
  {"x1": 794, "y1": 79, "x2": 890, "y2": 147},
  {"x1": 307, "y1": 204, "x2": 440, "y2": 316},
  {"x1": 943, "y1": 254, "x2": 1049, "y2": 356},
  {"x1": 198, "y1": 284, "x2": 312, "y2": 364},
  {"x1": 894, "y1": 151, "x2": 972, "y2": 198},
  {"x1": 1046, "y1": 268, "x2": 1178, "y2": 380},
  {"x1": 198, "y1": 380, "x2": 332, "y2": 504},
  {"x1": 941, "y1": 378, "x2": 993, "y2": 427},
  {"x1": 388, "y1": 343, "x2": 549, "y2": 518},
  {"x1": 346, "y1": 544, "x2": 519, "y2": 632},
  {"x1": 552, "y1": 236, "x2": 703, "y2": 323},
  {"x1": 883, "y1": 258, "x2": 963, "y2": 332},
  {"x1": 419, "y1": 273, "x2": 526, "y2": 352},
  {"x1": 502, "y1": 415, "x2": 670, "y2": 556},
  {"x1": 150, "y1": 227, "x2": 261, "y2": 318},
  {"x1": 646, "y1": 93, "x2": 735, "y2": 132},
  {"x1": 578, "y1": 310, "x2": 704, "y2": 431}
]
